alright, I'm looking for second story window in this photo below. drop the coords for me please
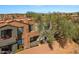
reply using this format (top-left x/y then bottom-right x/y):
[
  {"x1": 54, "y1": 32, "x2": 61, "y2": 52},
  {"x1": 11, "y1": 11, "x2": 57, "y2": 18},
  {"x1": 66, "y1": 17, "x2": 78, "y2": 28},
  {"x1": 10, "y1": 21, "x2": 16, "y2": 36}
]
[
  {"x1": 1, "y1": 29, "x2": 12, "y2": 40},
  {"x1": 28, "y1": 24, "x2": 33, "y2": 32}
]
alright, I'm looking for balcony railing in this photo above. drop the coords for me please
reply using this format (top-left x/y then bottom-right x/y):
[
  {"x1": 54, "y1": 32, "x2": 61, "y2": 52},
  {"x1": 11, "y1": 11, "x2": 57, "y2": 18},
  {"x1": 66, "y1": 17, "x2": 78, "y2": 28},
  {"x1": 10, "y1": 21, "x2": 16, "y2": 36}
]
[{"x1": 0, "y1": 37, "x2": 16, "y2": 47}]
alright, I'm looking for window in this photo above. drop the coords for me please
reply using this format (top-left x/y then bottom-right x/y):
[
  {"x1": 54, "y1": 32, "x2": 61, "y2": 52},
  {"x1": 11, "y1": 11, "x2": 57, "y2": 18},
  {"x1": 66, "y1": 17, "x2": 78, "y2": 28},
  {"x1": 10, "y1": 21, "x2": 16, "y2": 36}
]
[
  {"x1": 17, "y1": 28, "x2": 23, "y2": 45},
  {"x1": 30, "y1": 36, "x2": 39, "y2": 42},
  {"x1": 17, "y1": 28, "x2": 23, "y2": 34},
  {"x1": 1, "y1": 29, "x2": 12, "y2": 40},
  {"x1": 28, "y1": 24, "x2": 33, "y2": 32},
  {"x1": 17, "y1": 28, "x2": 23, "y2": 39},
  {"x1": 1, "y1": 45, "x2": 12, "y2": 54}
]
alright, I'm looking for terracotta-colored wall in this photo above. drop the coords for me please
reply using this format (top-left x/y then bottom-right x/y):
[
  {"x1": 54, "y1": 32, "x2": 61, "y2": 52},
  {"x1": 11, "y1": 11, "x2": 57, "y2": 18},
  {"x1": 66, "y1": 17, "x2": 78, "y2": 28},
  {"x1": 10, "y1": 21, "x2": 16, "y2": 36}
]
[
  {"x1": 22, "y1": 24, "x2": 30, "y2": 49},
  {"x1": 23, "y1": 24, "x2": 39, "y2": 49}
]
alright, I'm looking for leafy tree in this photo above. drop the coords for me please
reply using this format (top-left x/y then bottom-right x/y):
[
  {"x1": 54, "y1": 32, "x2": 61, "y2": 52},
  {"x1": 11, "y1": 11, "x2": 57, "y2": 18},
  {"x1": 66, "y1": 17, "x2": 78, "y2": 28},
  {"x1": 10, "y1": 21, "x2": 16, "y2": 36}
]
[{"x1": 26, "y1": 12, "x2": 79, "y2": 49}]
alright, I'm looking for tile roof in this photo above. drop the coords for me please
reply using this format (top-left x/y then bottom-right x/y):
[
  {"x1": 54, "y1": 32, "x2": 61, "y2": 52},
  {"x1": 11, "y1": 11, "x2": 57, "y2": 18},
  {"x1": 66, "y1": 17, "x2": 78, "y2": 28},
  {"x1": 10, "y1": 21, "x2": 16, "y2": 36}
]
[{"x1": 0, "y1": 18, "x2": 34, "y2": 27}]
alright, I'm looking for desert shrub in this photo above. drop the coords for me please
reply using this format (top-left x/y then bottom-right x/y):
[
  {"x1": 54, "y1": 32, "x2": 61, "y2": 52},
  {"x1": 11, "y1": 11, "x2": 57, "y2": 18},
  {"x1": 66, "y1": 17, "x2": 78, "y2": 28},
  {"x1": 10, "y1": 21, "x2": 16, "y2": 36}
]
[{"x1": 27, "y1": 12, "x2": 79, "y2": 48}]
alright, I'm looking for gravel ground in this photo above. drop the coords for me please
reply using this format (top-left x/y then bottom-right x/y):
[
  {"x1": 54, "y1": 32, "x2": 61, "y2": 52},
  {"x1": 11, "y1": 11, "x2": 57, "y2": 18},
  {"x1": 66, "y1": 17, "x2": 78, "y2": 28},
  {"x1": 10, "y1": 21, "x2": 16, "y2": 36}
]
[{"x1": 17, "y1": 41, "x2": 79, "y2": 54}]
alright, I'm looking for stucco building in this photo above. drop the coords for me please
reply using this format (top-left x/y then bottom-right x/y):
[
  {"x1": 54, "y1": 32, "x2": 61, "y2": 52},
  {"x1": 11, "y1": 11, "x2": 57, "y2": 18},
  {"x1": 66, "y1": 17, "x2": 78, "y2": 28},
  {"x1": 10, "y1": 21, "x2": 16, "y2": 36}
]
[{"x1": 0, "y1": 17, "x2": 39, "y2": 54}]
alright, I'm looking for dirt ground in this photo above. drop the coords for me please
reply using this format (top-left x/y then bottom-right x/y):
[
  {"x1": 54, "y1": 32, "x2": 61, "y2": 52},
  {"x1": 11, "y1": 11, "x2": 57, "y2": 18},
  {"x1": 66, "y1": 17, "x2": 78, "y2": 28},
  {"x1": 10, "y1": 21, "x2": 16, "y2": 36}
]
[{"x1": 17, "y1": 40, "x2": 79, "y2": 54}]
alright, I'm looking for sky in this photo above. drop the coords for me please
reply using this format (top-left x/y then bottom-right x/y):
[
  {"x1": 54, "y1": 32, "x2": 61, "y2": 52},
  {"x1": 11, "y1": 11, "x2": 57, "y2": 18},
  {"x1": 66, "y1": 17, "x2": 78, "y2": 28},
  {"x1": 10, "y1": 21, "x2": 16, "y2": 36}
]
[{"x1": 0, "y1": 5, "x2": 79, "y2": 14}]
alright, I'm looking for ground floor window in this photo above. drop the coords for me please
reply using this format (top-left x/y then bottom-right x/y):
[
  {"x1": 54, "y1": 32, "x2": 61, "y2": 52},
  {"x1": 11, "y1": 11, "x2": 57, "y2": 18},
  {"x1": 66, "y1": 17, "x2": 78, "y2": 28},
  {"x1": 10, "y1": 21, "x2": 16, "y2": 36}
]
[
  {"x1": 30, "y1": 36, "x2": 39, "y2": 47},
  {"x1": 1, "y1": 45, "x2": 12, "y2": 54},
  {"x1": 30, "y1": 36, "x2": 39, "y2": 42}
]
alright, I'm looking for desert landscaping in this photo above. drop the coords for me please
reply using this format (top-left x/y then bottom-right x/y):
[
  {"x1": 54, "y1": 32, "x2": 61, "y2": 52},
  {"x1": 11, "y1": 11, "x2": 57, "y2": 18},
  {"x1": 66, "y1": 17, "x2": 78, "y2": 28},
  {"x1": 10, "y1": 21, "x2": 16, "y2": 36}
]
[
  {"x1": 17, "y1": 40, "x2": 79, "y2": 54},
  {"x1": 1, "y1": 11, "x2": 79, "y2": 54}
]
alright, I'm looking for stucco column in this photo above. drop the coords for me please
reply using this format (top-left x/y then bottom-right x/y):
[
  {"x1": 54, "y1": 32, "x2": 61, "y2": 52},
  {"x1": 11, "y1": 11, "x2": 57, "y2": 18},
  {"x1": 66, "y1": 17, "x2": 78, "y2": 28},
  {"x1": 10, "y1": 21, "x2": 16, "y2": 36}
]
[
  {"x1": 24, "y1": 34, "x2": 30, "y2": 49},
  {"x1": 11, "y1": 44, "x2": 17, "y2": 54},
  {"x1": 23, "y1": 25, "x2": 30, "y2": 49},
  {"x1": 0, "y1": 48, "x2": 1, "y2": 54}
]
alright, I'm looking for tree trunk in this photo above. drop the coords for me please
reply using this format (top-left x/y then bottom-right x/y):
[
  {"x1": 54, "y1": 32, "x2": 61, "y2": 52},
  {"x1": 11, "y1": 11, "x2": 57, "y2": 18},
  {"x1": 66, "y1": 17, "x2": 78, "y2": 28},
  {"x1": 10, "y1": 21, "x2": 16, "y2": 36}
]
[{"x1": 48, "y1": 43, "x2": 53, "y2": 50}]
